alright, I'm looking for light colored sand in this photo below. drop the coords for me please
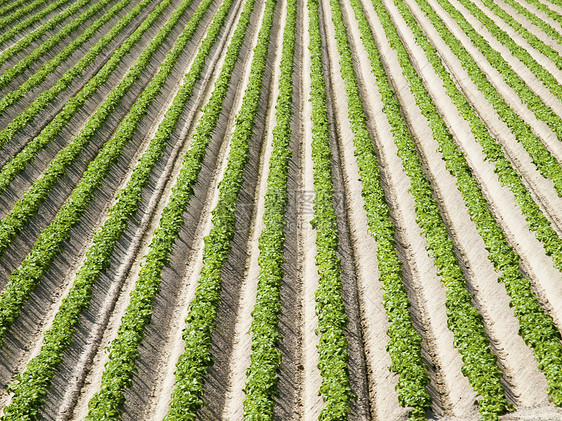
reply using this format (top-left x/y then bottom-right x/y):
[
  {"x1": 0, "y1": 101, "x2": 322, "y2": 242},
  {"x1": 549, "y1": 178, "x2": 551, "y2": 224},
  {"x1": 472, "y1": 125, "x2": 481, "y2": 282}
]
[
  {"x1": 383, "y1": 0, "x2": 551, "y2": 406},
  {"x1": 220, "y1": 0, "x2": 286, "y2": 415},
  {"x1": 423, "y1": 0, "x2": 562, "y2": 167},
  {"x1": 320, "y1": 0, "x2": 407, "y2": 417},
  {"x1": 64, "y1": 0, "x2": 255, "y2": 417},
  {"x1": 493, "y1": 0, "x2": 562, "y2": 55},
  {"x1": 451, "y1": 0, "x2": 562, "y2": 107},
  {"x1": 297, "y1": 3, "x2": 324, "y2": 418}
]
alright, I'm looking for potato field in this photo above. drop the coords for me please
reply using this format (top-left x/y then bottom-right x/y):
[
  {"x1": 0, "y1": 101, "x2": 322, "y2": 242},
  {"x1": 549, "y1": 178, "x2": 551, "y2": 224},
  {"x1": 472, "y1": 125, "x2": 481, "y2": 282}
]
[{"x1": 0, "y1": 0, "x2": 561, "y2": 418}]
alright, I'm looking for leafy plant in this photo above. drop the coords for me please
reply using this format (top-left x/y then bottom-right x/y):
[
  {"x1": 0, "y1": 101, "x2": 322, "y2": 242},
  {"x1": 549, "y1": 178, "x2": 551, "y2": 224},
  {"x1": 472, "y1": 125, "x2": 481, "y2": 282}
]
[
  {"x1": 394, "y1": 0, "x2": 562, "y2": 404},
  {"x1": 164, "y1": 0, "x2": 277, "y2": 416},
  {"x1": 0, "y1": 0, "x2": 204, "y2": 349},
  {"x1": 242, "y1": 0, "x2": 296, "y2": 417},
  {"x1": 326, "y1": 0, "x2": 433, "y2": 418}
]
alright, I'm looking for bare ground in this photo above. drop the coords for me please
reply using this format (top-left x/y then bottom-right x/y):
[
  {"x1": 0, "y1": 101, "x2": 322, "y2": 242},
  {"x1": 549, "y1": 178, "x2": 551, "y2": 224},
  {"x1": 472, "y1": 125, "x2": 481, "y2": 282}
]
[{"x1": 1, "y1": 0, "x2": 562, "y2": 419}]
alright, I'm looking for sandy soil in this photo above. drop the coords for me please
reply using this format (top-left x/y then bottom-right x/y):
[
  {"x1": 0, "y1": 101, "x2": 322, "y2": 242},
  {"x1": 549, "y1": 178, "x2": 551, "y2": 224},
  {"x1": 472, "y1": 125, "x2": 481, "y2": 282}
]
[
  {"x1": 66, "y1": 0, "x2": 261, "y2": 417},
  {"x1": 1, "y1": 0, "x2": 562, "y2": 419},
  {"x1": 492, "y1": 0, "x2": 562, "y2": 55},
  {"x1": 422, "y1": 0, "x2": 562, "y2": 166},
  {"x1": 317, "y1": 0, "x2": 372, "y2": 416},
  {"x1": 297, "y1": 3, "x2": 324, "y2": 418},
  {"x1": 0, "y1": 0, "x2": 189, "y2": 408},
  {"x1": 448, "y1": 0, "x2": 562, "y2": 107},
  {"x1": 351, "y1": 0, "x2": 481, "y2": 416},
  {"x1": 219, "y1": 0, "x2": 285, "y2": 415},
  {"x1": 382, "y1": 0, "x2": 551, "y2": 407}
]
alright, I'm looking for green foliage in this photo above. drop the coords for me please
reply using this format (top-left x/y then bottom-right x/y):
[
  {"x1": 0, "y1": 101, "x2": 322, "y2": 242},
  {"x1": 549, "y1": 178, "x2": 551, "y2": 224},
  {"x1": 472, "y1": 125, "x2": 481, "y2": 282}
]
[
  {"x1": 0, "y1": 0, "x2": 36, "y2": 19},
  {"x1": 0, "y1": 0, "x2": 150, "y2": 150},
  {"x1": 0, "y1": 0, "x2": 232, "y2": 416},
  {"x1": 0, "y1": 0, "x2": 95, "y2": 72},
  {"x1": 82, "y1": 0, "x2": 266, "y2": 417},
  {"x1": 306, "y1": 0, "x2": 355, "y2": 418},
  {"x1": 0, "y1": 0, "x2": 135, "y2": 196},
  {"x1": 494, "y1": 0, "x2": 562, "y2": 47},
  {"x1": 164, "y1": 0, "x2": 277, "y2": 417},
  {"x1": 520, "y1": 0, "x2": 562, "y2": 27},
  {"x1": 430, "y1": 0, "x2": 562, "y2": 199},
  {"x1": 357, "y1": 0, "x2": 512, "y2": 417},
  {"x1": 242, "y1": 0, "x2": 296, "y2": 417},
  {"x1": 411, "y1": 0, "x2": 562, "y2": 274},
  {"x1": 453, "y1": 0, "x2": 562, "y2": 135},
  {"x1": 0, "y1": 0, "x2": 121, "y2": 92},
  {"x1": 328, "y1": 0, "x2": 432, "y2": 418},
  {"x1": 0, "y1": 0, "x2": 196, "y2": 353},
  {"x1": 397, "y1": 0, "x2": 562, "y2": 404},
  {"x1": 0, "y1": 0, "x2": 70, "y2": 45}
]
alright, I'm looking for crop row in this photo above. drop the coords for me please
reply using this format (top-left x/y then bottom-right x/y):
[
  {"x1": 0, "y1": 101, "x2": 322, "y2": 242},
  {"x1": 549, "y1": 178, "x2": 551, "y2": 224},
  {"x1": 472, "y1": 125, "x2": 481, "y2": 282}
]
[
  {"x1": 0, "y1": 0, "x2": 136, "y2": 195},
  {"x1": 355, "y1": 0, "x2": 513, "y2": 417},
  {"x1": 0, "y1": 0, "x2": 63, "y2": 33},
  {"x1": 0, "y1": 0, "x2": 150, "y2": 150},
  {"x1": 307, "y1": 0, "x2": 354, "y2": 418},
  {"x1": 451, "y1": 0, "x2": 562, "y2": 134},
  {"x1": 323, "y1": 0, "x2": 432, "y2": 418},
  {"x1": 476, "y1": 0, "x2": 562, "y2": 73},
  {"x1": 241, "y1": 0, "x2": 296, "y2": 417},
  {"x1": 164, "y1": 0, "x2": 277, "y2": 416},
  {"x1": 0, "y1": 0, "x2": 94, "y2": 70},
  {"x1": 394, "y1": 0, "x2": 562, "y2": 404},
  {"x1": 0, "y1": 0, "x2": 18, "y2": 9},
  {"x1": 0, "y1": 0, "x2": 115, "y2": 91},
  {"x1": 80, "y1": 0, "x2": 259, "y2": 417},
  {"x1": 497, "y1": 0, "x2": 562, "y2": 47},
  {"x1": 0, "y1": 0, "x2": 27, "y2": 8},
  {"x1": 0, "y1": 0, "x2": 33, "y2": 19},
  {"x1": 0, "y1": 0, "x2": 207, "y2": 349},
  {"x1": 521, "y1": 0, "x2": 562, "y2": 27},
  {"x1": 4, "y1": 0, "x2": 240, "y2": 416},
  {"x1": 0, "y1": 0, "x2": 71, "y2": 49},
  {"x1": 413, "y1": 0, "x2": 562, "y2": 266},
  {"x1": 428, "y1": 0, "x2": 562, "y2": 200},
  {"x1": 0, "y1": 0, "x2": 166, "y2": 264}
]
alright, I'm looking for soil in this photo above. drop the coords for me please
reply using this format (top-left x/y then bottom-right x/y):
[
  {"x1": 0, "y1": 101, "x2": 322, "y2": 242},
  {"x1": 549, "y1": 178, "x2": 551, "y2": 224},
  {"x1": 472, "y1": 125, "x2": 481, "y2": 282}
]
[{"x1": 1, "y1": 0, "x2": 562, "y2": 419}]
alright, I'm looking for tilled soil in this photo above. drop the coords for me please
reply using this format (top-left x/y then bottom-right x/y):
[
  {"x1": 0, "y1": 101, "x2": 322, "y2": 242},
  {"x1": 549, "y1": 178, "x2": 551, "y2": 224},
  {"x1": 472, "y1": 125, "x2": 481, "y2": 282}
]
[{"x1": 1, "y1": 0, "x2": 562, "y2": 419}]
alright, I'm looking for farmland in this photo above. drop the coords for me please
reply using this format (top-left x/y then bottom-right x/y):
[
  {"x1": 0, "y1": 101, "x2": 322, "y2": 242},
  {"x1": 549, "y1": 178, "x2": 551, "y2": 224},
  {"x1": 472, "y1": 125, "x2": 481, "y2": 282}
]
[{"x1": 0, "y1": 0, "x2": 561, "y2": 418}]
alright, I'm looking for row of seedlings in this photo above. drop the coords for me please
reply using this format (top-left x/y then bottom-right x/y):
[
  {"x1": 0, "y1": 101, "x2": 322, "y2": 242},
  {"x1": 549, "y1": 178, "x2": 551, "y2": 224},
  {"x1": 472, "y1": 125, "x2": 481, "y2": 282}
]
[
  {"x1": 0, "y1": 0, "x2": 155, "y2": 148},
  {"x1": 82, "y1": 0, "x2": 261, "y2": 416},
  {"x1": 317, "y1": 0, "x2": 433, "y2": 418},
  {"x1": 421, "y1": 0, "x2": 562, "y2": 198},
  {"x1": 0, "y1": 0, "x2": 170, "y2": 258},
  {"x1": 0, "y1": 0, "x2": 121, "y2": 91},
  {"x1": 476, "y1": 0, "x2": 562, "y2": 56},
  {"x1": 0, "y1": 0, "x2": 37, "y2": 19},
  {"x1": 521, "y1": 0, "x2": 562, "y2": 27},
  {"x1": 163, "y1": 0, "x2": 277, "y2": 415},
  {"x1": 241, "y1": 0, "x2": 297, "y2": 416},
  {"x1": 336, "y1": 0, "x2": 512, "y2": 417},
  {"x1": 0, "y1": 0, "x2": 240, "y2": 416},
  {"x1": 408, "y1": 0, "x2": 562, "y2": 271},
  {"x1": 0, "y1": 0, "x2": 94, "y2": 70},
  {"x1": 500, "y1": 0, "x2": 562, "y2": 46},
  {"x1": 389, "y1": 0, "x2": 562, "y2": 404},
  {"x1": 307, "y1": 0, "x2": 354, "y2": 418},
  {"x1": 0, "y1": 0, "x2": 71, "y2": 37},
  {"x1": 449, "y1": 0, "x2": 562, "y2": 128},
  {"x1": 0, "y1": 0, "x2": 215, "y2": 345},
  {"x1": 471, "y1": 0, "x2": 562, "y2": 71}
]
